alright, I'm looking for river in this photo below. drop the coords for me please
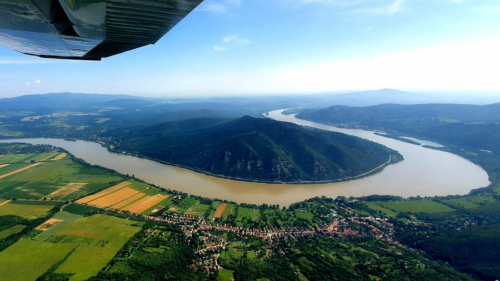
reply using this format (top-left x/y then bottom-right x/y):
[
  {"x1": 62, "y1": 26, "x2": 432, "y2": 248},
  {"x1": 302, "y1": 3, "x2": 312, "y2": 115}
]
[{"x1": 0, "y1": 110, "x2": 490, "y2": 206}]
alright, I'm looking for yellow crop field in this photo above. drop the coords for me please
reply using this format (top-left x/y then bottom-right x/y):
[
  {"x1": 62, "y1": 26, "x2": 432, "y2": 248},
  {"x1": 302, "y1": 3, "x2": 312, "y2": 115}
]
[
  {"x1": 122, "y1": 196, "x2": 152, "y2": 212},
  {"x1": 89, "y1": 187, "x2": 139, "y2": 208},
  {"x1": 76, "y1": 182, "x2": 131, "y2": 204},
  {"x1": 0, "y1": 164, "x2": 9, "y2": 169},
  {"x1": 51, "y1": 153, "x2": 67, "y2": 161},
  {"x1": 128, "y1": 195, "x2": 169, "y2": 214},
  {"x1": 35, "y1": 219, "x2": 62, "y2": 231},
  {"x1": 46, "y1": 183, "x2": 87, "y2": 200},
  {"x1": 0, "y1": 162, "x2": 42, "y2": 179},
  {"x1": 112, "y1": 193, "x2": 146, "y2": 209}
]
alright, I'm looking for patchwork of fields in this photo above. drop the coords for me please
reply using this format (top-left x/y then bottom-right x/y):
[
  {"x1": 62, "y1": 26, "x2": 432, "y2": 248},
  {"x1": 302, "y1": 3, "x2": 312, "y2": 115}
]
[
  {"x1": 77, "y1": 181, "x2": 171, "y2": 215},
  {"x1": 0, "y1": 214, "x2": 140, "y2": 281}
]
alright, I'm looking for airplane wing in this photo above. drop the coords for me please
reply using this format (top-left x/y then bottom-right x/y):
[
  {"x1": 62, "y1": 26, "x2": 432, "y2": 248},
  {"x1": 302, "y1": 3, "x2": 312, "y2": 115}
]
[{"x1": 0, "y1": 0, "x2": 203, "y2": 61}]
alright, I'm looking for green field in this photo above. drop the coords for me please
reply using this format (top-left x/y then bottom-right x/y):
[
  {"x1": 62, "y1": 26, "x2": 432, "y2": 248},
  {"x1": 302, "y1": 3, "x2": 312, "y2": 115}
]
[
  {"x1": 47, "y1": 215, "x2": 141, "y2": 281},
  {"x1": 7, "y1": 158, "x2": 121, "y2": 184},
  {"x1": 2, "y1": 182, "x2": 64, "y2": 200},
  {"x1": 378, "y1": 200, "x2": 454, "y2": 214},
  {"x1": 440, "y1": 196, "x2": 496, "y2": 210},
  {"x1": 0, "y1": 154, "x2": 34, "y2": 164},
  {"x1": 364, "y1": 202, "x2": 398, "y2": 217},
  {"x1": 186, "y1": 202, "x2": 210, "y2": 216},
  {"x1": 469, "y1": 196, "x2": 496, "y2": 204},
  {"x1": 25, "y1": 152, "x2": 60, "y2": 162},
  {"x1": 217, "y1": 269, "x2": 235, "y2": 281},
  {"x1": 0, "y1": 239, "x2": 77, "y2": 281},
  {"x1": 0, "y1": 163, "x2": 31, "y2": 177},
  {"x1": 0, "y1": 181, "x2": 28, "y2": 196},
  {"x1": 222, "y1": 204, "x2": 236, "y2": 220},
  {"x1": 441, "y1": 198, "x2": 481, "y2": 209},
  {"x1": 0, "y1": 224, "x2": 26, "y2": 239},
  {"x1": 171, "y1": 197, "x2": 199, "y2": 213},
  {"x1": 236, "y1": 207, "x2": 253, "y2": 222},
  {"x1": 0, "y1": 201, "x2": 58, "y2": 219}
]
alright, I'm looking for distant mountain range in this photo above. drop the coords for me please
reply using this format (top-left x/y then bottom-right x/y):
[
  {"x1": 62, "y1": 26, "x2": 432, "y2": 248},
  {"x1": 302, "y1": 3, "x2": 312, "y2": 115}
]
[
  {"x1": 296, "y1": 103, "x2": 500, "y2": 154},
  {"x1": 297, "y1": 103, "x2": 500, "y2": 124},
  {"x1": 103, "y1": 116, "x2": 397, "y2": 183}
]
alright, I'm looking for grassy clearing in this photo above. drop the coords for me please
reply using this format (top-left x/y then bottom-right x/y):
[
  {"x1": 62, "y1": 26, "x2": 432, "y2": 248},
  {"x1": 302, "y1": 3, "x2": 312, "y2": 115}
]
[
  {"x1": 0, "y1": 239, "x2": 77, "y2": 281},
  {"x1": 251, "y1": 209, "x2": 261, "y2": 221},
  {"x1": 222, "y1": 204, "x2": 236, "y2": 220},
  {"x1": 172, "y1": 197, "x2": 199, "y2": 213},
  {"x1": 295, "y1": 211, "x2": 314, "y2": 220},
  {"x1": 0, "y1": 224, "x2": 26, "y2": 239},
  {"x1": 0, "y1": 202, "x2": 58, "y2": 219},
  {"x1": 187, "y1": 202, "x2": 210, "y2": 216},
  {"x1": 53, "y1": 215, "x2": 141, "y2": 281},
  {"x1": 236, "y1": 207, "x2": 253, "y2": 222},
  {"x1": 364, "y1": 202, "x2": 398, "y2": 217},
  {"x1": 379, "y1": 200, "x2": 454, "y2": 214},
  {"x1": 217, "y1": 269, "x2": 234, "y2": 281}
]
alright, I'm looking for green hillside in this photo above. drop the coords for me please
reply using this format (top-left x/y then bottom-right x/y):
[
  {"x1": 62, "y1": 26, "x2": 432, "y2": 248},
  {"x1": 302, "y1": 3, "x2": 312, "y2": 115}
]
[{"x1": 104, "y1": 116, "x2": 398, "y2": 183}]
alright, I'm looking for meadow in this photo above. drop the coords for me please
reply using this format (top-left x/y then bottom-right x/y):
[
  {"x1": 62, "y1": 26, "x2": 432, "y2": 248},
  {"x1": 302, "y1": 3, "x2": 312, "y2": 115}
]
[
  {"x1": 0, "y1": 225, "x2": 26, "y2": 239},
  {"x1": 375, "y1": 200, "x2": 455, "y2": 214},
  {"x1": 0, "y1": 201, "x2": 59, "y2": 219},
  {"x1": 0, "y1": 214, "x2": 140, "y2": 281},
  {"x1": 52, "y1": 215, "x2": 141, "y2": 281},
  {"x1": 0, "y1": 239, "x2": 77, "y2": 281}
]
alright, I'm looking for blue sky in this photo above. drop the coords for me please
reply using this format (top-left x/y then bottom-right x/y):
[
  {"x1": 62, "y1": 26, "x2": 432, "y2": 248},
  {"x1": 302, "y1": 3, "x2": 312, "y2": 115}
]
[{"x1": 1, "y1": 0, "x2": 500, "y2": 98}]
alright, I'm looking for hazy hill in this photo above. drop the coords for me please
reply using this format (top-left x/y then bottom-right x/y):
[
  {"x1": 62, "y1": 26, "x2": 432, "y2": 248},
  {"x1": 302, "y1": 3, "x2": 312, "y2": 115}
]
[
  {"x1": 0, "y1": 92, "x2": 145, "y2": 112},
  {"x1": 311, "y1": 89, "x2": 429, "y2": 107},
  {"x1": 104, "y1": 116, "x2": 396, "y2": 183},
  {"x1": 296, "y1": 103, "x2": 500, "y2": 154},
  {"x1": 297, "y1": 103, "x2": 500, "y2": 124}
]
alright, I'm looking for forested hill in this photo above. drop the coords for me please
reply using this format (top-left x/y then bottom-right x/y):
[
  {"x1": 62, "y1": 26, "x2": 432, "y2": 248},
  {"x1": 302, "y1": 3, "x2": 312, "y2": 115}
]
[
  {"x1": 103, "y1": 116, "x2": 396, "y2": 183},
  {"x1": 297, "y1": 103, "x2": 500, "y2": 124}
]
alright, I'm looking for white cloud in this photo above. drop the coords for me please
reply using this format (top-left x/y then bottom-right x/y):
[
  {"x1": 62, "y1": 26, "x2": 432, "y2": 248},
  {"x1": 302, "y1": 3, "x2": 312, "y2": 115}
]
[
  {"x1": 173, "y1": 39, "x2": 500, "y2": 94},
  {"x1": 214, "y1": 45, "x2": 227, "y2": 51},
  {"x1": 34, "y1": 79, "x2": 41, "y2": 84},
  {"x1": 350, "y1": 0, "x2": 406, "y2": 15},
  {"x1": 223, "y1": 35, "x2": 251, "y2": 45}
]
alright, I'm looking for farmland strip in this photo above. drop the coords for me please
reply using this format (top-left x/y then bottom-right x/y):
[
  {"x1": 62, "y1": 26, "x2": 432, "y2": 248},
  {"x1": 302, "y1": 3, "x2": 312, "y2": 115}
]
[
  {"x1": 0, "y1": 163, "x2": 42, "y2": 179},
  {"x1": 76, "y1": 182, "x2": 131, "y2": 204}
]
